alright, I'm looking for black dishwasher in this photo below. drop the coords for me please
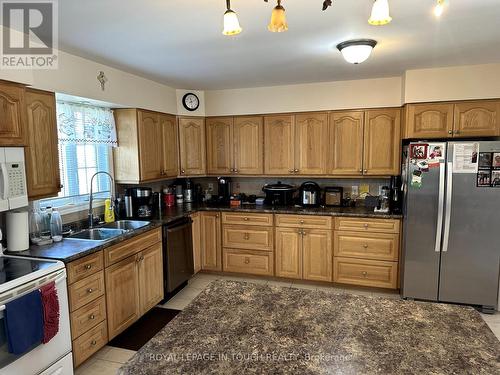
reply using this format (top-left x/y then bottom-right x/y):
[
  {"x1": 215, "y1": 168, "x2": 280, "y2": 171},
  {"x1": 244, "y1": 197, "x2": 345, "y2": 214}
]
[{"x1": 162, "y1": 217, "x2": 194, "y2": 302}]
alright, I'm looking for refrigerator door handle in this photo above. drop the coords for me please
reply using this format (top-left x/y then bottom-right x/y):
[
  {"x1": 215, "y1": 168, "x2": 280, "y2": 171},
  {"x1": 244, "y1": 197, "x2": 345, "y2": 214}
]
[
  {"x1": 442, "y1": 161, "x2": 453, "y2": 253},
  {"x1": 434, "y1": 162, "x2": 446, "y2": 252}
]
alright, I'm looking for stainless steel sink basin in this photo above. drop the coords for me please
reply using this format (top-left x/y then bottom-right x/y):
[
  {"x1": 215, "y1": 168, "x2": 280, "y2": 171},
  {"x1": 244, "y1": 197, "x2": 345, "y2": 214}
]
[
  {"x1": 67, "y1": 228, "x2": 128, "y2": 242},
  {"x1": 100, "y1": 220, "x2": 151, "y2": 231}
]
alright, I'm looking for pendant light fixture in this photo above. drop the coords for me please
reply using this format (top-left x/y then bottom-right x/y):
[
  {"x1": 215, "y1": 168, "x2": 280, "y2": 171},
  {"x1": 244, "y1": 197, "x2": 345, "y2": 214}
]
[
  {"x1": 368, "y1": 0, "x2": 392, "y2": 26},
  {"x1": 434, "y1": 0, "x2": 445, "y2": 17},
  {"x1": 337, "y1": 39, "x2": 377, "y2": 64},
  {"x1": 268, "y1": 0, "x2": 288, "y2": 33},
  {"x1": 222, "y1": 0, "x2": 242, "y2": 36}
]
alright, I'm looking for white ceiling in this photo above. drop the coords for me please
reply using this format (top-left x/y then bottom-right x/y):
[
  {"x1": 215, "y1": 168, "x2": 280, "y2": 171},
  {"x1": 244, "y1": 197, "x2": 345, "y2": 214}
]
[{"x1": 55, "y1": 0, "x2": 500, "y2": 90}]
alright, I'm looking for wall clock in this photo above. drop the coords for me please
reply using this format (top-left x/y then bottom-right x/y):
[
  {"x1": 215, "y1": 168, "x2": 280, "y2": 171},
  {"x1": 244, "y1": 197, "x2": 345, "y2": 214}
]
[{"x1": 182, "y1": 93, "x2": 200, "y2": 112}]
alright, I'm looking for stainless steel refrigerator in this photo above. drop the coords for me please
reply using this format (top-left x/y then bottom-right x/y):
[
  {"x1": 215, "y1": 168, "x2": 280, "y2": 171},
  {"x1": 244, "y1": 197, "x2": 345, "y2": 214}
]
[{"x1": 402, "y1": 141, "x2": 500, "y2": 313}]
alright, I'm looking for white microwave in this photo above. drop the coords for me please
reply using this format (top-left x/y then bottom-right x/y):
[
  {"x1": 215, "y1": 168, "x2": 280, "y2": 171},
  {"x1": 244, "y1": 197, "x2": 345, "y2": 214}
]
[{"x1": 0, "y1": 147, "x2": 28, "y2": 212}]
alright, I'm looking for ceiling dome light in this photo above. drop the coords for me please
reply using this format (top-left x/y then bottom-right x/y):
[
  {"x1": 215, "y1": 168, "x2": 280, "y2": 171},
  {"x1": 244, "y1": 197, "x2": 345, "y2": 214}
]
[
  {"x1": 223, "y1": 0, "x2": 242, "y2": 36},
  {"x1": 268, "y1": 0, "x2": 288, "y2": 33},
  {"x1": 434, "y1": 0, "x2": 445, "y2": 17},
  {"x1": 368, "y1": 0, "x2": 392, "y2": 26},
  {"x1": 337, "y1": 39, "x2": 377, "y2": 64}
]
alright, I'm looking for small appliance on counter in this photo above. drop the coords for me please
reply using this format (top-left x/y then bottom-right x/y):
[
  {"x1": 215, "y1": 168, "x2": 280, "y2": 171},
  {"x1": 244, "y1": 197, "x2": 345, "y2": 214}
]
[
  {"x1": 299, "y1": 181, "x2": 321, "y2": 207},
  {"x1": 324, "y1": 187, "x2": 343, "y2": 207},
  {"x1": 0, "y1": 147, "x2": 28, "y2": 212},
  {"x1": 390, "y1": 176, "x2": 403, "y2": 214},
  {"x1": 163, "y1": 186, "x2": 175, "y2": 207},
  {"x1": 183, "y1": 178, "x2": 194, "y2": 203},
  {"x1": 128, "y1": 187, "x2": 153, "y2": 218},
  {"x1": 217, "y1": 176, "x2": 232, "y2": 204},
  {"x1": 374, "y1": 186, "x2": 391, "y2": 213},
  {"x1": 262, "y1": 181, "x2": 296, "y2": 206},
  {"x1": 175, "y1": 183, "x2": 184, "y2": 205}
]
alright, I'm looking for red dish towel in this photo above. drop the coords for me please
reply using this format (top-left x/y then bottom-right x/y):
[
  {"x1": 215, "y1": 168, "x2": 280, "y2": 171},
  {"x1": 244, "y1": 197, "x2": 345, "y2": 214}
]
[{"x1": 39, "y1": 281, "x2": 60, "y2": 344}]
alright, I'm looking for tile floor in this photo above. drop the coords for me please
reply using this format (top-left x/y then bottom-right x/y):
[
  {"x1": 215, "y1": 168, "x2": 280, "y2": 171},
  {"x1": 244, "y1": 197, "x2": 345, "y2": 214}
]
[{"x1": 76, "y1": 272, "x2": 500, "y2": 375}]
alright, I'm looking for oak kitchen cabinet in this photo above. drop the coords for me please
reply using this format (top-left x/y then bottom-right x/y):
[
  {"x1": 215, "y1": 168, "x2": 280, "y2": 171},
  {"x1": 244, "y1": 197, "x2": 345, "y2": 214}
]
[
  {"x1": 404, "y1": 100, "x2": 500, "y2": 139},
  {"x1": 200, "y1": 211, "x2": 222, "y2": 271},
  {"x1": 264, "y1": 113, "x2": 328, "y2": 175},
  {"x1": 105, "y1": 229, "x2": 163, "y2": 339},
  {"x1": 113, "y1": 109, "x2": 178, "y2": 183},
  {"x1": 24, "y1": 88, "x2": 61, "y2": 199},
  {"x1": 206, "y1": 117, "x2": 233, "y2": 175},
  {"x1": 0, "y1": 80, "x2": 27, "y2": 146},
  {"x1": 178, "y1": 117, "x2": 206, "y2": 176}
]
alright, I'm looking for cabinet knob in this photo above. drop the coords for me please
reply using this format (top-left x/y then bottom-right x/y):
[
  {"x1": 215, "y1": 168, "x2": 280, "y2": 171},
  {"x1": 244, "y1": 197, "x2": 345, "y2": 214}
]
[
  {"x1": 363, "y1": 169, "x2": 368, "y2": 173},
  {"x1": 89, "y1": 314, "x2": 95, "y2": 320},
  {"x1": 244, "y1": 233, "x2": 250, "y2": 240},
  {"x1": 448, "y1": 130, "x2": 453, "y2": 135},
  {"x1": 244, "y1": 217, "x2": 249, "y2": 221},
  {"x1": 85, "y1": 264, "x2": 92, "y2": 270},
  {"x1": 244, "y1": 257, "x2": 250, "y2": 264},
  {"x1": 58, "y1": 184, "x2": 64, "y2": 189},
  {"x1": 181, "y1": 169, "x2": 185, "y2": 174},
  {"x1": 362, "y1": 271, "x2": 368, "y2": 277},
  {"x1": 363, "y1": 244, "x2": 368, "y2": 249},
  {"x1": 91, "y1": 340, "x2": 97, "y2": 346},
  {"x1": 300, "y1": 220, "x2": 305, "y2": 224},
  {"x1": 302, "y1": 230, "x2": 307, "y2": 236},
  {"x1": 363, "y1": 224, "x2": 369, "y2": 229},
  {"x1": 87, "y1": 288, "x2": 93, "y2": 294},
  {"x1": 294, "y1": 169, "x2": 299, "y2": 173}
]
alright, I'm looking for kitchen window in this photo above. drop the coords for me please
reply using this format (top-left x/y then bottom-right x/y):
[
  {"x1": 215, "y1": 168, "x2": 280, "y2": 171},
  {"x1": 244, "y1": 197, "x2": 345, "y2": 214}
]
[{"x1": 40, "y1": 101, "x2": 117, "y2": 211}]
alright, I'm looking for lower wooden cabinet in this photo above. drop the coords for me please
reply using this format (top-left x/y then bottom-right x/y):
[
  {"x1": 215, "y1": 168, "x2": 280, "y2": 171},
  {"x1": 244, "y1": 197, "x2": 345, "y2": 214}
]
[
  {"x1": 72, "y1": 320, "x2": 108, "y2": 367},
  {"x1": 191, "y1": 213, "x2": 202, "y2": 273},
  {"x1": 275, "y1": 227, "x2": 302, "y2": 279},
  {"x1": 200, "y1": 212, "x2": 222, "y2": 271},
  {"x1": 333, "y1": 257, "x2": 398, "y2": 289},
  {"x1": 139, "y1": 243, "x2": 164, "y2": 315},
  {"x1": 223, "y1": 248, "x2": 273, "y2": 276}
]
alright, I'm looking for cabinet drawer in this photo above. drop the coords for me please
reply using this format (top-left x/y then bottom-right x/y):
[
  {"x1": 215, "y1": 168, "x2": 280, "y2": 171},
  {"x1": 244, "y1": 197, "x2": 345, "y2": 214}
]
[
  {"x1": 70, "y1": 296, "x2": 106, "y2": 340},
  {"x1": 73, "y1": 320, "x2": 108, "y2": 367},
  {"x1": 335, "y1": 217, "x2": 400, "y2": 233},
  {"x1": 276, "y1": 214, "x2": 332, "y2": 229},
  {"x1": 223, "y1": 249, "x2": 274, "y2": 276},
  {"x1": 68, "y1": 272, "x2": 105, "y2": 312},
  {"x1": 223, "y1": 225, "x2": 274, "y2": 251},
  {"x1": 67, "y1": 251, "x2": 103, "y2": 285},
  {"x1": 334, "y1": 257, "x2": 398, "y2": 289},
  {"x1": 334, "y1": 231, "x2": 399, "y2": 261},
  {"x1": 221, "y1": 212, "x2": 273, "y2": 226},
  {"x1": 104, "y1": 228, "x2": 162, "y2": 267}
]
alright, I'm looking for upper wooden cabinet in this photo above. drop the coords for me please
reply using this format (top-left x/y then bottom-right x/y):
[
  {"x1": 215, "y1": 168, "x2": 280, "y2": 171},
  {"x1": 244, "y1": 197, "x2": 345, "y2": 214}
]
[
  {"x1": 363, "y1": 109, "x2": 401, "y2": 176},
  {"x1": 264, "y1": 115, "x2": 295, "y2": 175},
  {"x1": 404, "y1": 103, "x2": 454, "y2": 139},
  {"x1": 114, "y1": 109, "x2": 178, "y2": 183},
  {"x1": 453, "y1": 100, "x2": 500, "y2": 137},
  {"x1": 24, "y1": 89, "x2": 61, "y2": 200},
  {"x1": 328, "y1": 111, "x2": 364, "y2": 175},
  {"x1": 233, "y1": 116, "x2": 263, "y2": 175},
  {"x1": 0, "y1": 80, "x2": 27, "y2": 146},
  {"x1": 178, "y1": 117, "x2": 206, "y2": 176},
  {"x1": 294, "y1": 113, "x2": 328, "y2": 175},
  {"x1": 206, "y1": 117, "x2": 233, "y2": 175},
  {"x1": 404, "y1": 100, "x2": 500, "y2": 139}
]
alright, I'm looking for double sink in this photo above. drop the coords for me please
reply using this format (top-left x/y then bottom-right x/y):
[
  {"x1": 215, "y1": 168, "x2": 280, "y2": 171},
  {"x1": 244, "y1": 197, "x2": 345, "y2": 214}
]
[{"x1": 67, "y1": 220, "x2": 151, "y2": 242}]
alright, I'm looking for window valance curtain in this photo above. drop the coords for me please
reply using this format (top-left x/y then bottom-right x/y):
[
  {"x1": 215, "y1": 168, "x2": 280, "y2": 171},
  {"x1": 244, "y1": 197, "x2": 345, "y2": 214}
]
[{"x1": 56, "y1": 101, "x2": 118, "y2": 146}]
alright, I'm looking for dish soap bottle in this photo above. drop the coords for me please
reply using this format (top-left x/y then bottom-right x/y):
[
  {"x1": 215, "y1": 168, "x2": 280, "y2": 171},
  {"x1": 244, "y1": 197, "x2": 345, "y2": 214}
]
[
  {"x1": 50, "y1": 208, "x2": 63, "y2": 242},
  {"x1": 104, "y1": 199, "x2": 115, "y2": 223}
]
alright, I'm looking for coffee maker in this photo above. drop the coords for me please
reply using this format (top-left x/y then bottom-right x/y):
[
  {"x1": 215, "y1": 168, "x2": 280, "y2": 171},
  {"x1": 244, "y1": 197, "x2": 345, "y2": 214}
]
[
  {"x1": 390, "y1": 176, "x2": 403, "y2": 214},
  {"x1": 127, "y1": 187, "x2": 153, "y2": 218},
  {"x1": 217, "y1": 177, "x2": 232, "y2": 204}
]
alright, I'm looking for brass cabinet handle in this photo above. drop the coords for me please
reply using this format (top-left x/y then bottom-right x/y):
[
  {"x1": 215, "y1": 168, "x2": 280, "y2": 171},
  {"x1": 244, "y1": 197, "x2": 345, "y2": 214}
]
[
  {"x1": 363, "y1": 223, "x2": 369, "y2": 229},
  {"x1": 362, "y1": 271, "x2": 368, "y2": 277},
  {"x1": 300, "y1": 220, "x2": 305, "y2": 224},
  {"x1": 85, "y1": 264, "x2": 92, "y2": 270},
  {"x1": 302, "y1": 230, "x2": 307, "y2": 236},
  {"x1": 244, "y1": 257, "x2": 250, "y2": 264},
  {"x1": 244, "y1": 217, "x2": 249, "y2": 221},
  {"x1": 448, "y1": 130, "x2": 453, "y2": 135},
  {"x1": 364, "y1": 169, "x2": 368, "y2": 173},
  {"x1": 91, "y1": 340, "x2": 97, "y2": 346},
  {"x1": 244, "y1": 233, "x2": 250, "y2": 240},
  {"x1": 359, "y1": 169, "x2": 363, "y2": 173},
  {"x1": 87, "y1": 288, "x2": 93, "y2": 294},
  {"x1": 294, "y1": 169, "x2": 299, "y2": 173},
  {"x1": 363, "y1": 244, "x2": 368, "y2": 249},
  {"x1": 58, "y1": 184, "x2": 64, "y2": 189},
  {"x1": 181, "y1": 169, "x2": 185, "y2": 174},
  {"x1": 89, "y1": 314, "x2": 96, "y2": 320}
]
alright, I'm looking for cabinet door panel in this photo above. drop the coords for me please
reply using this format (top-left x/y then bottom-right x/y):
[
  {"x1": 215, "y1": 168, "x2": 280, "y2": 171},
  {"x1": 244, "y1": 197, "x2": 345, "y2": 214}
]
[
  {"x1": 179, "y1": 117, "x2": 206, "y2": 175},
  {"x1": 139, "y1": 243, "x2": 164, "y2": 315},
  {"x1": 264, "y1": 115, "x2": 295, "y2": 175},
  {"x1": 191, "y1": 213, "x2": 202, "y2": 273},
  {"x1": 302, "y1": 229, "x2": 332, "y2": 282},
  {"x1": 0, "y1": 82, "x2": 26, "y2": 146},
  {"x1": 275, "y1": 228, "x2": 302, "y2": 279},
  {"x1": 328, "y1": 111, "x2": 364, "y2": 175},
  {"x1": 160, "y1": 114, "x2": 179, "y2": 177},
  {"x1": 201, "y1": 212, "x2": 222, "y2": 271},
  {"x1": 405, "y1": 103, "x2": 453, "y2": 139},
  {"x1": 138, "y1": 111, "x2": 162, "y2": 181},
  {"x1": 295, "y1": 113, "x2": 328, "y2": 175},
  {"x1": 363, "y1": 109, "x2": 401, "y2": 176},
  {"x1": 105, "y1": 255, "x2": 140, "y2": 339},
  {"x1": 206, "y1": 117, "x2": 233, "y2": 175},
  {"x1": 233, "y1": 116, "x2": 263, "y2": 175},
  {"x1": 25, "y1": 89, "x2": 61, "y2": 199},
  {"x1": 453, "y1": 101, "x2": 500, "y2": 137}
]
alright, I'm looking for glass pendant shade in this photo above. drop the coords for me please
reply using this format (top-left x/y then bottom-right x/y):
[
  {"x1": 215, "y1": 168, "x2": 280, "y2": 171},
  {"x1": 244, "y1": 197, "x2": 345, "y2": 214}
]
[
  {"x1": 222, "y1": 0, "x2": 242, "y2": 36},
  {"x1": 268, "y1": 1, "x2": 288, "y2": 32},
  {"x1": 368, "y1": 0, "x2": 392, "y2": 26},
  {"x1": 337, "y1": 40, "x2": 377, "y2": 64},
  {"x1": 434, "y1": 0, "x2": 445, "y2": 17}
]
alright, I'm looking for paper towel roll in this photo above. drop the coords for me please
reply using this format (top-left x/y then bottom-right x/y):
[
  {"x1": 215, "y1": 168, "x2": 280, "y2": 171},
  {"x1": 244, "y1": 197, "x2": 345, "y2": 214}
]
[{"x1": 6, "y1": 210, "x2": 30, "y2": 252}]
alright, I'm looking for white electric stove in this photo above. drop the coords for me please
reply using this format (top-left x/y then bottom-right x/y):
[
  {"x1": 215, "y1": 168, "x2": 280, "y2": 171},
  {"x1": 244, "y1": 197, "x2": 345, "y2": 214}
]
[{"x1": 0, "y1": 254, "x2": 73, "y2": 375}]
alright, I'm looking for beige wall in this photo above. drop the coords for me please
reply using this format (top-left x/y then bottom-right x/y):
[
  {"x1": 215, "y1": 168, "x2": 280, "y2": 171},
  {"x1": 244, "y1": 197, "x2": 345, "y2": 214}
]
[
  {"x1": 204, "y1": 77, "x2": 403, "y2": 116},
  {"x1": 404, "y1": 63, "x2": 500, "y2": 103}
]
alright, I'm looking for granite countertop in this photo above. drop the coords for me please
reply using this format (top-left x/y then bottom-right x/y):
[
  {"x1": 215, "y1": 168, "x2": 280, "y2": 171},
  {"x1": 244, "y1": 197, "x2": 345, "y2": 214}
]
[
  {"x1": 9, "y1": 204, "x2": 401, "y2": 264},
  {"x1": 119, "y1": 280, "x2": 500, "y2": 375}
]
